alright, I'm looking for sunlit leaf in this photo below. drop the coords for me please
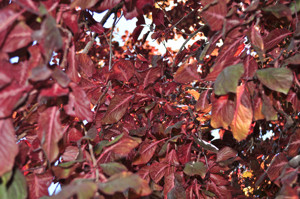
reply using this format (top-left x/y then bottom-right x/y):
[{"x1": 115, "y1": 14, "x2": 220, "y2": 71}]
[
  {"x1": 214, "y1": 63, "x2": 244, "y2": 95},
  {"x1": 211, "y1": 94, "x2": 235, "y2": 129},
  {"x1": 100, "y1": 162, "x2": 128, "y2": 176},
  {"x1": 256, "y1": 68, "x2": 293, "y2": 94},
  {"x1": 183, "y1": 162, "x2": 207, "y2": 178},
  {"x1": 98, "y1": 172, "x2": 151, "y2": 196},
  {"x1": 230, "y1": 85, "x2": 253, "y2": 141},
  {"x1": 26, "y1": 172, "x2": 53, "y2": 199}
]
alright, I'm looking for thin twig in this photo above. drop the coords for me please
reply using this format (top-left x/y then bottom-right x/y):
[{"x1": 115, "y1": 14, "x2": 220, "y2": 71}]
[
  {"x1": 83, "y1": 126, "x2": 99, "y2": 182},
  {"x1": 93, "y1": 81, "x2": 111, "y2": 122},
  {"x1": 81, "y1": 2, "x2": 123, "y2": 54},
  {"x1": 109, "y1": 14, "x2": 118, "y2": 71},
  {"x1": 172, "y1": 25, "x2": 206, "y2": 67}
]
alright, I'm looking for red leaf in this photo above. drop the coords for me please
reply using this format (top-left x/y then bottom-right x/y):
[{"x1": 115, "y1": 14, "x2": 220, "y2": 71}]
[
  {"x1": 76, "y1": 53, "x2": 95, "y2": 77},
  {"x1": 0, "y1": 119, "x2": 18, "y2": 176},
  {"x1": 164, "y1": 172, "x2": 175, "y2": 197},
  {"x1": 26, "y1": 172, "x2": 53, "y2": 199},
  {"x1": 201, "y1": 0, "x2": 227, "y2": 31},
  {"x1": 143, "y1": 67, "x2": 161, "y2": 88},
  {"x1": 133, "y1": 139, "x2": 165, "y2": 165},
  {"x1": 216, "y1": 146, "x2": 237, "y2": 162},
  {"x1": 0, "y1": 7, "x2": 24, "y2": 33},
  {"x1": 110, "y1": 60, "x2": 135, "y2": 82},
  {"x1": 149, "y1": 162, "x2": 169, "y2": 183},
  {"x1": 103, "y1": 136, "x2": 141, "y2": 156},
  {"x1": 266, "y1": 153, "x2": 288, "y2": 181},
  {"x1": 205, "y1": 31, "x2": 243, "y2": 81},
  {"x1": 211, "y1": 94, "x2": 235, "y2": 129},
  {"x1": 62, "y1": 10, "x2": 79, "y2": 34},
  {"x1": 2, "y1": 21, "x2": 32, "y2": 53},
  {"x1": 66, "y1": 43, "x2": 80, "y2": 83},
  {"x1": 249, "y1": 25, "x2": 264, "y2": 51},
  {"x1": 165, "y1": 149, "x2": 180, "y2": 166},
  {"x1": 264, "y1": 28, "x2": 292, "y2": 51},
  {"x1": 243, "y1": 55, "x2": 258, "y2": 78},
  {"x1": 136, "y1": 165, "x2": 150, "y2": 182},
  {"x1": 210, "y1": 173, "x2": 230, "y2": 186},
  {"x1": 71, "y1": 0, "x2": 99, "y2": 9},
  {"x1": 37, "y1": 107, "x2": 64, "y2": 162},
  {"x1": 38, "y1": 83, "x2": 69, "y2": 103},
  {"x1": 0, "y1": 82, "x2": 30, "y2": 118},
  {"x1": 230, "y1": 85, "x2": 253, "y2": 141},
  {"x1": 101, "y1": 94, "x2": 133, "y2": 125},
  {"x1": 152, "y1": 8, "x2": 164, "y2": 26},
  {"x1": 64, "y1": 83, "x2": 93, "y2": 122},
  {"x1": 174, "y1": 63, "x2": 200, "y2": 84},
  {"x1": 287, "y1": 91, "x2": 300, "y2": 112},
  {"x1": 14, "y1": 0, "x2": 39, "y2": 13},
  {"x1": 177, "y1": 142, "x2": 192, "y2": 165},
  {"x1": 196, "y1": 89, "x2": 211, "y2": 113},
  {"x1": 95, "y1": 0, "x2": 122, "y2": 12},
  {"x1": 285, "y1": 129, "x2": 300, "y2": 157}
]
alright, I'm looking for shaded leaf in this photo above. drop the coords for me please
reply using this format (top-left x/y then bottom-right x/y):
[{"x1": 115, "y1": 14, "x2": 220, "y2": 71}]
[
  {"x1": 284, "y1": 53, "x2": 300, "y2": 65},
  {"x1": 37, "y1": 107, "x2": 64, "y2": 162},
  {"x1": 230, "y1": 85, "x2": 253, "y2": 141},
  {"x1": 216, "y1": 146, "x2": 237, "y2": 162},
  {"x1": 149, "y1": 162, "x2": 169, "y2": 183},
  {"x1": 214, "y1": 63, "x2": 244, "y2": 95},
  {"x1": 174, "y1": 63, "x2": 200, "y2": 84},
  {"x1": 64, "y1": 83, "x2": 93, "y2": 122},
  {"x1": 243, "y1": 55, "x2": 258, "y2": 78},
  {"x1": 26, "y1": 172, "x2": 53, "y2": 199},
  {"x1": 256, "y1": 68, "x2": 293, "y2": 94},
  {"x1": 264, "y1": 28, "x2": 292, "y2": 51},
  {"x1": 100, "y1": 162, "x2": 128, "y2": 176},
  {"x1": 143, "y1": 67, "x2": 161, "y2": 88},
  {"x1": 261, "y1": 94, "x2": 278, "y2": 121},
  {"x1": 183, "y1": 162, "x2": 207, "y2": 178},
  {"x1": 98, "y1": 172, "x2": 151, "y2": 196},
  {"x1": 2, "y1": 22, "x2": 32, "y2": 53},
  {"x1": 263, "y1": 4, "x2": 292, "y2": 21},
  {"x1": 266, "y1": 153, "x2": 288, "y2": 181},
  {"x1": 111, "y1": 60, "x2": 135, "y2": 82},
  {"x1": 0, "y1": 119, "x2": 18, "y2": 176},
  {"x1": 76, "y1": 53, "x2": 95, "y2": 77},
  {"x1": 133, "y1": 139, "x2": 164, "y2": 165},
  {"x1": 285, "y1": 129, "x2": 300, "y2": 157},
  {"x1": 101, "y1": 94, "x2": 133, "y2": 125},
  {"x1": 201, "y1": 0, "x2": 227, "y2": 31},
  {"x1": 195, "y1": 89, "x2": 211, "y2": 113}
]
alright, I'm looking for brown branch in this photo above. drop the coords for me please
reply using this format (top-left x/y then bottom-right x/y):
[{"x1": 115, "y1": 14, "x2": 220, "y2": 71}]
[
  {"x1": 82, "y1": 2, "x2": 124, "y2": 54},
  {"x1": 171, "y1": 25, "x2": 207, "y2": 67},
  {"x1": 58, "y1": 26, "x2": 72, "y2": 68},
  {"x1": 83, "y1": 126, "x2": 99, "y2": 182},
  {"x1": 93, "y1": 81, "x2": 111, "y2": 123}
]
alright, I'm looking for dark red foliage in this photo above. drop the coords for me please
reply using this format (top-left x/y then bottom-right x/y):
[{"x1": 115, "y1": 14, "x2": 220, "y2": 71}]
[{"x1": 0, "y1": 0, "x2": 299, "y2": 199}]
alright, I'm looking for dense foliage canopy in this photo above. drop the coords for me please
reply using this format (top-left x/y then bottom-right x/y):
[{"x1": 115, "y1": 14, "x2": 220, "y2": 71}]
[{"x1": 0, "y1": 0, "x2": 299, "y2": 198}]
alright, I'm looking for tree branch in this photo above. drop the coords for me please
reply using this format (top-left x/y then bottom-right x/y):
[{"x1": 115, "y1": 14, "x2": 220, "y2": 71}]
[{"x1": 171, "y1": 25, "x2": 207, "y2": 67}]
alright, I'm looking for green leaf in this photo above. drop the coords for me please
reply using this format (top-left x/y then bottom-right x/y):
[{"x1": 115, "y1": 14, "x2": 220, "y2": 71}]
[
  {"x1": 7, "y1": 170, "x2": 27, "y2": 199},
  {"x1": 100, "y1": 162, "x2": 128, "y2": 176},
  {"x1": 183, "y1": 161, "x2": 207, "y2": 178},
  {"x1": 49, "y1": 180, "x2": 97, "y2": 199},
  {"x1": 214, "y1": 63, "x2": 244, "y2": 95},
  {"x1": 98, "y1": 172, "x2": 151, "y2": 196},
  {"x1": 256, "y1": 68, "x2": 293, "y2": 94}
]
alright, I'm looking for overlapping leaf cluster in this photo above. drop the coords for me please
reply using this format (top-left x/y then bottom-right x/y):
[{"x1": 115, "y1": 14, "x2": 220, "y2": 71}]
[{"x1": 0, "y1": 0, "x2": 299, "y2": 198}]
